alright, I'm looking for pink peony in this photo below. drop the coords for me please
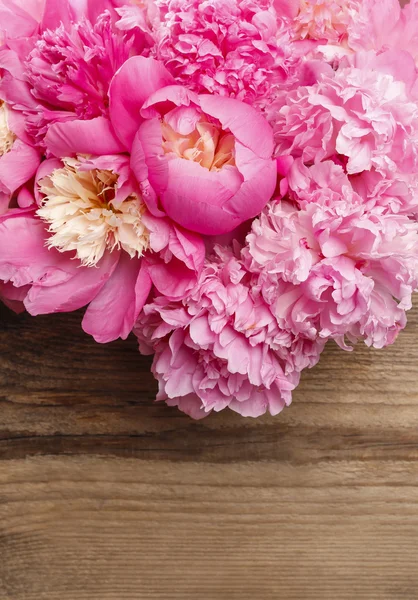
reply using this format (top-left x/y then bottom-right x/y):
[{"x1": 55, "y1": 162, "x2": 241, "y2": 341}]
[
  {"x1": 0, "y1": 145, "x2": 205, "y2": 343},
  {"x1": 283, "y1": 157, "x2": 355, "y2": 207},
  {"x1": 26, "y1": 14, "x2": 138, "y2": 117},
  {"x1": 122, "y1": 0, "x2": 307, "y2": 107},
  {"x1": 109, "y1": 56, "x2": 277, "y2": 236},
  {"x1": 286, "y1": 0, "x2": 417, "y2": 61},
  {"x1": 283, "y1": 157, "x2": 418, "y2": 219},
  {"x1": 135, "y1": 246, "x2": 324, "y2": 419},
  {"x1": 0, "y1": 2, "x2": 150, "y2": 147},
  {"x1": 291, "y1": 0, "x2": 359, "y2": 44},
  {"x1": 350, "y1": 169, "x2": 418, "y2": 218},
  {"x1": 245, "y1": 192, "x2": 418, "y2": 349},
  {"x1": 345, "y1": 0, "x2": 418, "y2": 58},
  {"x1": 268, "y1": 49, "x2": 418, "y2": 177}
]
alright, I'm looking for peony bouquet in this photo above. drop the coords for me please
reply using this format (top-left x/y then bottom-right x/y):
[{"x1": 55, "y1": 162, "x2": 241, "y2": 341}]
[{"x1": 0, "y1": 0, "x2": 417, "y2": 419}]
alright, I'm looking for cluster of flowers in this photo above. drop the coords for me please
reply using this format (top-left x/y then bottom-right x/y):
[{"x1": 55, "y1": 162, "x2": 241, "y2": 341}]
[{"x1": 1, "y1": 0, "x2": 417, "y2": 419}]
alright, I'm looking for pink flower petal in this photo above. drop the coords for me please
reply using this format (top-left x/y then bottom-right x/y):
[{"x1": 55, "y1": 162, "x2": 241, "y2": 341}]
[
  {"x1": 160, "y1": 158, "x2": 243, "y2": 235},
  {"x1": 141, "y1": 85, "x2": 200, "y2": 120},
  {"x1": 168, "y1": 225, "x2": 205, "y2": 273},
  {"x1": 0, "y1": 140, "x2": 40, "y2": 195},
  {"x1": 224, "y1": 146, "x2": 277, "y2": 221},
  {"x1": 109, "y1": 56, "x2": 174, "y2": 149},
  {"x1": 163, "y1": 394, "x2": 208, "y2": 420},
  {"x1": 0, "y1": 191, "x2": 10, "y2": 215},
  {"x1": 146, "y1": 257, "x2": 198, "y2": 300},
  {"x1": 199, "y1": 94, "x2": 275, "y2": 159},
  {"x1": 0, "y1": 0, "x2": 39, "y2": 39},
  {"x1": 25, "y1": 250, "x2": 119, "y2": 315},
  {"x1": 45, "y1": 117, "x2": 126, "y2": 158},
  {"x1": 17, "y1": 187, "x2": 35, "y2": 209},
  {"x1": 0, "y1": 75, "x2": 37, "y2": 110},
  {"x1": 0, "y1": 47, "x2": 27, "y2": 80},
  {"x1": 83, "y1": 255, "x2": 152, "y2": 343},
  {"x1": 34, "y1": 158, "x2": 63, "y2": 206},
  {"x1": 87, "y1": 0, "x2": 118, "y2": 21},
  {"x1": 273, "y1": 0, "x2": 300, "y2": 18},
  {"x1": 131, "y1": 121, "x2": 168, "y2": 216},
  {"x1": 0, "y1": 209, "x2": 64, "y2": 287},
  {"x1": 40, "y1": 0, "x2": 86, "y2": 31},
  {"x1": 0, "y1": 280, "x2": 28, "y2": 314}
]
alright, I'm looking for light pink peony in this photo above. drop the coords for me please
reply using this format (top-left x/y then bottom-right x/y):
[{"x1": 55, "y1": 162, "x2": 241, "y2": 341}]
[
  {"x1": 286, "y1": 0, "x2": 417, "y2": 61},
  {"x1": 345, "y1": 0, "x2": 418, "y2": 59},
  {"x1": 350, "y1": 169, "x2": 418, "y2": 218},
  {"x1": 109, "y1": 55, "x2": 277, "y2": 236},
  {"x1": 135, "y1": 246, "x2": 324, "y2": 419},
  {"x1": 268, "y1": 49, "x2": 418, "y2": 177},
  {"x1": 284, "y1": 157, "x2": 355, "y2": 207},
  {"x1": 291, "y1": 0, "x2": 358, "y2": 44},
  {"x1": 245, "y1": 192, "x2": 418, "y2": 349},
  {"x1": 282, "y1": 156, "x2": 418, "y2": 220}
]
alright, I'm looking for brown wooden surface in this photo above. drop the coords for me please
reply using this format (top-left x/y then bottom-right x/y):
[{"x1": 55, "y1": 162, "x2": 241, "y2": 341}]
[{"x1": 1, "y1": 301, "x2": 418, "y2": 600}]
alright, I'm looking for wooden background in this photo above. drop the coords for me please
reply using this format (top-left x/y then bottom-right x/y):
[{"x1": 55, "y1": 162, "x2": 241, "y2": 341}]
[{"x1": 1, "y1": 297, "x2": 418, "y2": 599}]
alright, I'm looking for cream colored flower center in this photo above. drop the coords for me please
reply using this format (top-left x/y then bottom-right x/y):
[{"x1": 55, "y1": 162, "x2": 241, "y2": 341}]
[
  {"x1": 37, "y1": 159, "x2": 150, "y2": 267},
  {"x1": 161, "y1": 119, "x2": 236, "y2": 171},
  {"x1": 0, "y1": 102, "x2": 16, "y2": 156},
  {"x1": 294, "y1": 0, "x2": 351, "y2": 40}
]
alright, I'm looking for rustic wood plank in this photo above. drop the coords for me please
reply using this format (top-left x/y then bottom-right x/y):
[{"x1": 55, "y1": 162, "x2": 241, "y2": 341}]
[
  {"x1": 1, "y1": 456, "x2": 418, "y2": 600},
  {"x1": 2, "y1": 303, "x2": 418, "y2": 462}
]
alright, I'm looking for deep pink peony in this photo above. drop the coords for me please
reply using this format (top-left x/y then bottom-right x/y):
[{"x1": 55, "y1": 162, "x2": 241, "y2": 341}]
[
  {"x1": 145, "y1": 0, "x2": 306, "y2": 107},
  {"x1": 0, "y1": 147, "x2": 205, "y2": 343},
  {"x1": 135, "y1": 246, "x2": 324, "y2": 419},
  {"x1": 0, "y1": 1, "x2": 151, "y2": 147},
  {"x1": 26, "y1": 14, "x2": 137, "y2": 116},
  {"x1": 109, "y1": 56, "x2": 277, "y2": 236}
]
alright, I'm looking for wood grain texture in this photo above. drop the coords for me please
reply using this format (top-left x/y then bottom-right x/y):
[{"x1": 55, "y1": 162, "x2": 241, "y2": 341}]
[{"x1": 1, "y1": 301, "x2": 418, "y2": 599}]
